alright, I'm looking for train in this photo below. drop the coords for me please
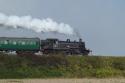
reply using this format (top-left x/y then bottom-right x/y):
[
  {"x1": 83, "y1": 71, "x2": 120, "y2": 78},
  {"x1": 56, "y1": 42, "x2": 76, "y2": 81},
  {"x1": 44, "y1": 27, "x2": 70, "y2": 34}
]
[{"x1": 0, "y1": 37, "x2": 90, "y2": 55}]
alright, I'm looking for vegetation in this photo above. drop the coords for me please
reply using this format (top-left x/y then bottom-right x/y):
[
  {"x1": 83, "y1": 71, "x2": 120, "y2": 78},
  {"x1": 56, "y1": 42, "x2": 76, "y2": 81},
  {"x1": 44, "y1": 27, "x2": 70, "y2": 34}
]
[{"x1": 0, "y1": 53, "x2": 125, "y2": 78}]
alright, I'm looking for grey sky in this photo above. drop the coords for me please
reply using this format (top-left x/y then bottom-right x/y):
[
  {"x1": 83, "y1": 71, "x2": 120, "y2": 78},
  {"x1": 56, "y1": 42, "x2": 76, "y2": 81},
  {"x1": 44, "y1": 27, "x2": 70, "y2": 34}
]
[{"x1": 0, "y1": 0, "x2": 125, "y2": 55}]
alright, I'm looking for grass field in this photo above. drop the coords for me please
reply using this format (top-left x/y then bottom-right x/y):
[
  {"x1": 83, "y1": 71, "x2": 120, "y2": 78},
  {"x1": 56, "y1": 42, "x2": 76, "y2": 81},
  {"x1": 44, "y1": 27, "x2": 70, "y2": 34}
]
[
  {"x1": 0, "y1": 79, "x2": 125, "y2": 83},
  {"x1": 0, "y1": 53, "x2": 125, "y2": 78}
]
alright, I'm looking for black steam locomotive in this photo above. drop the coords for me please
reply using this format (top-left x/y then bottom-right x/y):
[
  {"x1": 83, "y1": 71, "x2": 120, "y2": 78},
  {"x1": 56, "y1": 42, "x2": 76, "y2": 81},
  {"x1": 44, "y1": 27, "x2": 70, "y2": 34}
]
[{"x1": 41, "y1": 38, "x2": 90, "y2": 55}]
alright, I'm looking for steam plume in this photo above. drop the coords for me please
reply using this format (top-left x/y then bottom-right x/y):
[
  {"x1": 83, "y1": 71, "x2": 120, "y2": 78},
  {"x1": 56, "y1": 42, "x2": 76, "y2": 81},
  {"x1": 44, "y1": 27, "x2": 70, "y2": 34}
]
[{"x1": 0, "y1": 13, "x2": 74, "y2": 35}]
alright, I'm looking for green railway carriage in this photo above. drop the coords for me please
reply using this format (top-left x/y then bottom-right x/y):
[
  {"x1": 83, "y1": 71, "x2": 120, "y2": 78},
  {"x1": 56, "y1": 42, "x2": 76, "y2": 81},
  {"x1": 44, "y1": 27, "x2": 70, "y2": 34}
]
[{"x1": 0, "y1": 37, "x2": 40, "y2": 52}]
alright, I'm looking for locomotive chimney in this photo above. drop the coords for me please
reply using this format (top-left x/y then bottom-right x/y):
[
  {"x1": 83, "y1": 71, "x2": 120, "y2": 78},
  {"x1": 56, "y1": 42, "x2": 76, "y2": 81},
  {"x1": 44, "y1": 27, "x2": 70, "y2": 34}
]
[
  {"x1": 67, "y1": 39, "x2": 70, "y2": 42},
  {"x1": 79, "y1": 38, "x2": 82, "y2": 42}
]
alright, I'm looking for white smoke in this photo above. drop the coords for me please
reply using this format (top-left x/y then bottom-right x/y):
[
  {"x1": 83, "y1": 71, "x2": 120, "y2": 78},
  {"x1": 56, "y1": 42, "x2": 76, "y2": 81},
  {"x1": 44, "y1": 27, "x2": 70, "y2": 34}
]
[{"x1": 0, "y1": 12, "x2": 74, "y2": 35}]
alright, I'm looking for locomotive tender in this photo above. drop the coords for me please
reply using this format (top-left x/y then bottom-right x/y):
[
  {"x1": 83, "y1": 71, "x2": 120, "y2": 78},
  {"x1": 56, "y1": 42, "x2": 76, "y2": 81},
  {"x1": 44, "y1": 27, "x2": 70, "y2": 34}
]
[{"x1": 0, "y1": 37, "x2": 90, "y2": 55}]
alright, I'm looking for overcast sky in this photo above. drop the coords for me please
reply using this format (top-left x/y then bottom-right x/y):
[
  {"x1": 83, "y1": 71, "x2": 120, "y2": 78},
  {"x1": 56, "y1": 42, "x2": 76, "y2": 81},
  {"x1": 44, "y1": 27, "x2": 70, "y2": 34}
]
[{"x1": 0, "y1": 0, "x2": 125, "y2": 56}]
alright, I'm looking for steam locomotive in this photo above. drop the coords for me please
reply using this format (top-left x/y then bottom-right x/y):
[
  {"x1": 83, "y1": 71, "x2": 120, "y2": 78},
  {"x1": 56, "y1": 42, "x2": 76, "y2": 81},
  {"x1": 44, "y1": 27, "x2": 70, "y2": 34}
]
[{"x1": 0, "y1": 37, "x2": 90, "y2": 55}]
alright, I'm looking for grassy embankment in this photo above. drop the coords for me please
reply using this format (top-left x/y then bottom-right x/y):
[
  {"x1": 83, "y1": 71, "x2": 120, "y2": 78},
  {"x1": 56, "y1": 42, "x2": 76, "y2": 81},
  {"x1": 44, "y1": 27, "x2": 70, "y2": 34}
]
[{"x1": 0, "y1": 53, "x2": 125, "y2": 78}]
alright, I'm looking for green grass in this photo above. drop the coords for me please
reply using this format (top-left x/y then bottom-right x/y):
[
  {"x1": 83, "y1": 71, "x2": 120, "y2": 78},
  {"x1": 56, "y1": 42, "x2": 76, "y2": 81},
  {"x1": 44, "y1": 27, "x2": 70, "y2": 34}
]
[{"x1": 0, "y1": 53, "x2": 125, "y2": 78}]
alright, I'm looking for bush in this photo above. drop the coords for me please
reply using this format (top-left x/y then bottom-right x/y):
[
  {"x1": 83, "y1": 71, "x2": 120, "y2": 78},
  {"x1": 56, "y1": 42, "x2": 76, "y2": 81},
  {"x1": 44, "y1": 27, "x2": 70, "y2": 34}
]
[
  {"x1": 95, "y1": 68, "x2": 114, "y2": 78},
  {"x1": 112, "y1": 58, "x2": 125, "y2": 70}
]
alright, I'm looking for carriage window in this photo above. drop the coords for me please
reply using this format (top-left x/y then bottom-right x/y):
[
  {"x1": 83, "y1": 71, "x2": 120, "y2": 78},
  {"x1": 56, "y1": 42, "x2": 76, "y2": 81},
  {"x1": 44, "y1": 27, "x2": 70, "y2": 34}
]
[
  {"x1": 30, "y1": 42, "x2": 36, "y2": 45},
  {"x1": 18, "y1": 41, "x2": 22, "y2": 44},
  {"x1": 4, "y1": 40, "x2": 8, "y2": 44},
  {"x1": 22, "y1": 42, "x2": 26, "y2": 45},
  {"x1": 13, "y1": 41, "x2": 17, "y2": 45},
  {"x1": 0, "y1": 41, "x2": 4, "y2": 44},
  {"x1": 0, "y1": 41, "x2": 1, "y2": 44}
]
